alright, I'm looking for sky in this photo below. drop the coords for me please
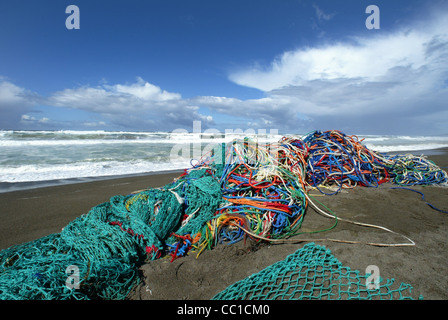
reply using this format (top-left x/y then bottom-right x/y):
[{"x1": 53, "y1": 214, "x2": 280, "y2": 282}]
[{"x1": 0, "y1": 0, "x2": 447, "y2": 135}]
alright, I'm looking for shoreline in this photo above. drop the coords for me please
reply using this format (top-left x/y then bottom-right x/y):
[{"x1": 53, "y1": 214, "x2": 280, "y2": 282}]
[
  {"x1": 1, "y1": 147, "x2": 447, "y2": 194},
  {"x1": 0, "y1": 168, "x2": 186, "y2": 194}
]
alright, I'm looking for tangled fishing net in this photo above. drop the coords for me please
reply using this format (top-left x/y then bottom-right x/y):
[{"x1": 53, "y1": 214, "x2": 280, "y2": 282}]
[{"x1": 0, "y1": 130, "x2": 446, "y2": 300}]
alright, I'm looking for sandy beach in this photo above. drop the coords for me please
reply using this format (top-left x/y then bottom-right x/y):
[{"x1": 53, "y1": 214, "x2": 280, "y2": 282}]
[{"x1": 0, "y1": 150, "x2": 447, "y2": 300}]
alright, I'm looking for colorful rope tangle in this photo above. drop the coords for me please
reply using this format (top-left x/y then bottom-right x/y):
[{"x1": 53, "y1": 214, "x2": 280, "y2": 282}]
[{"x1": 161, "y1": 130, "x2": 447, "y2": 260}]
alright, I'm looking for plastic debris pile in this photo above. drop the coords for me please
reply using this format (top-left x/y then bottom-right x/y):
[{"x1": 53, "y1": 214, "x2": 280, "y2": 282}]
[
  {"x1": 303, "y1": 130, "x2": 447, "y2": 194},
  {"x1": 0, "y1": 130, "x2": 446, "y2": 300}
]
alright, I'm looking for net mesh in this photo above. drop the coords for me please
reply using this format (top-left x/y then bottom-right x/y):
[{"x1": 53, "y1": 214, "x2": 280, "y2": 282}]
[{"x1": 212, "y1": 243, "x2": 420, "y2": 300}]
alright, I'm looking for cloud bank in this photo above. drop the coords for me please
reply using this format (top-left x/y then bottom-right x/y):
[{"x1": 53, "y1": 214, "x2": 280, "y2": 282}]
[
  {"x1": 0, "y1": 79, "x2": 41, "y2": 129},
  {"x1": 227, "y1": 12, "x2": 448, "y2": 134},
  {"x1": 1, "y1": 10, "x2": 447, "y2": 134}
]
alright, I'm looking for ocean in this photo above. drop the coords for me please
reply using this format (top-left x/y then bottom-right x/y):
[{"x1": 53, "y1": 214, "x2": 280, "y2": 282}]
[{"x1": 1, "y1": 130, "x2": 447, "y2": 192}]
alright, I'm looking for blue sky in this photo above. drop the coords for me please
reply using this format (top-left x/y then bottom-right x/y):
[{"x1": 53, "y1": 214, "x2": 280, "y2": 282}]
[{"x1": 0, "y1": 0, "x2": 447, "y2": 135}]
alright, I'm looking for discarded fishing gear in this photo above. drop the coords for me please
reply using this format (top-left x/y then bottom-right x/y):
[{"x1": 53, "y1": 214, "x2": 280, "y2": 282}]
[
  {"x1": 302, "y1": 130, "x2": 448, "y2": 194},
  {"x1": 175, "y1": 137, "x2": 309, "y2": 257},
  {"x1": 212, "y1": 242, "x2": 421, "y2": 300},
  {"x1": 0, "y1": 129, "x2": 446, "y2": 300},
  {"x1": 390, "y1": 187, "x2": 448, "y2": 214}
]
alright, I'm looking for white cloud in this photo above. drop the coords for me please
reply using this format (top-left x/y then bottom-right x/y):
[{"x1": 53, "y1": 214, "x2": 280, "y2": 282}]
[
  {"x1": 83, "y1": 121, "x2": 106, "y2": 127},
  {"x1": 47, "y1": 77, "x2": 213, "y2": 130},
  {"x1": 109, "y1": 77, "x2": 181, "y2": 101},
  {"x1": 227, "y1": 12, "x2": 448, "y2": 134},
  {"x1": 49, "y1": 77, "x2": 183, "y2": 114},
  {"x1": 191, "y1": 95, "x2": 304, "y2": 131},
  {"x1": 0, "y1": 80, "x2": 39, "y2": 108},
  {"x1": 21, "y1": 114, "x2": 49, "y2": 124},
  {"x1": 0, "y1": 79, "x2": 39, "y2": 129},
  {"x1": 313, "y1": 4, "x2": 336, "y2": 22},
  {"x1": 229, "y1": 29, "x2": 431, "y2": 92}
]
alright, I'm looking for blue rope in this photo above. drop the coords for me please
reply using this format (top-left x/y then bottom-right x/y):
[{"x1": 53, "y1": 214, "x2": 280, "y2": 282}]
[{"x1": 390, "y1": 187, "x2": 448, "y2": 214}]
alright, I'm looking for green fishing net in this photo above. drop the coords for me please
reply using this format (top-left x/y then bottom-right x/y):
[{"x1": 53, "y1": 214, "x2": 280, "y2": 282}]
[{"x1": 212, "y1": 243, "x2": 420, "y2": 300}]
